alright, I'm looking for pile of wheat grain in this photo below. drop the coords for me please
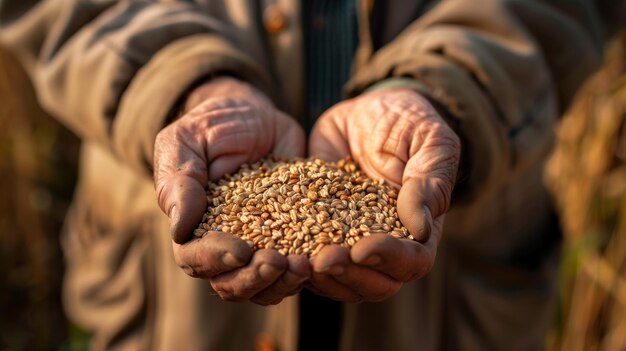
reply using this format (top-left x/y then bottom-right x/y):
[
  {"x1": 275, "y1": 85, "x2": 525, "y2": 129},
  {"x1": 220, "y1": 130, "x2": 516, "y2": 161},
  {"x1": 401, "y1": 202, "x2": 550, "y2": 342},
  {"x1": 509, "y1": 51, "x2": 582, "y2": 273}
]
[{"x1": 194, "y1": 157, "x2": 411, "y2": 257}]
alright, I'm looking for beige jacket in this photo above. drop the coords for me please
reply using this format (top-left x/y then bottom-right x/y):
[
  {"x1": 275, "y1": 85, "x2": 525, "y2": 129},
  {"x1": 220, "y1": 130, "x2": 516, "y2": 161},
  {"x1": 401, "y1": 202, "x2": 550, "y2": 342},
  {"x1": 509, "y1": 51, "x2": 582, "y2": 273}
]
[{"x1": 1, "y1": 0, "x2": 620, "y2": 350}]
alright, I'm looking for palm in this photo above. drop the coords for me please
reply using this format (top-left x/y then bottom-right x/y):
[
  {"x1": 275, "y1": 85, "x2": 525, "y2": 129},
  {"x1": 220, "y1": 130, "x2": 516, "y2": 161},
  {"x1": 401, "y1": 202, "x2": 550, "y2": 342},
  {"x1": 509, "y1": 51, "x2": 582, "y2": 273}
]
[
  {"x1": 307, "y1": 88, "x2": 460, "y2": 302},
  {"x1": 153, "y1": 78, "x2": 309, "y2": 305}
]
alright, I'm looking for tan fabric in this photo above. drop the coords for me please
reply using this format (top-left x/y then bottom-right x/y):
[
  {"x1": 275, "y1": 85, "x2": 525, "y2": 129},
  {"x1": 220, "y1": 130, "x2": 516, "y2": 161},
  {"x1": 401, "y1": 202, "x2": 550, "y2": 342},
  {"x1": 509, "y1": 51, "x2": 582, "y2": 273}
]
[
  {"x1": 1, "y1": 0, "x2": 621, "y2": 350},
  {"x1": 63, "y1": 142, "x2": 273, "y2": 351}
]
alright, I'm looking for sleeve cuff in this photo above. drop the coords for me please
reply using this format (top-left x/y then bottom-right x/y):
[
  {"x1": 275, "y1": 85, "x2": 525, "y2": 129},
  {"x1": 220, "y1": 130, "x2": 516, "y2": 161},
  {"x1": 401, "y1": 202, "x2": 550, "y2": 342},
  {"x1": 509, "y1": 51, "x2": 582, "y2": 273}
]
[
  {"x1": 346, "y1": 53, "x2": 508, "y2": 202},
  {"x1": 113, "y1": 34, "x2": 275, "y2": 176},
  {"x1": 364, "y1": 77, "x2": 434, "y2": 96}
]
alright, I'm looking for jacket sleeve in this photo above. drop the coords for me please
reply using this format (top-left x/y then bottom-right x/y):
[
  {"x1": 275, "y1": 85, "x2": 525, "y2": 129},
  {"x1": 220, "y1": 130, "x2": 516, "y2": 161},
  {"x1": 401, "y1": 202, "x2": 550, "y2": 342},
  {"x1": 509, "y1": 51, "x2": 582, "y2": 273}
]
[
  {"x1": 0, "y1": 0, "x2": 275, "y2": 175},
  {"x1": 346, "y1": 0, "x2": 610, "y2": 201}
]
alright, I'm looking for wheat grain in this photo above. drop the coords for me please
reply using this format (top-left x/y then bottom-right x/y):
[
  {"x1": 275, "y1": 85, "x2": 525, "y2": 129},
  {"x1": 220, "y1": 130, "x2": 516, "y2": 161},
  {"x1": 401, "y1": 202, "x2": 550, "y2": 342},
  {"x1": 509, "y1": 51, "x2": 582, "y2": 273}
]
[{"x1": 194, "y1": 157, "x2": 411, "y2": 257}]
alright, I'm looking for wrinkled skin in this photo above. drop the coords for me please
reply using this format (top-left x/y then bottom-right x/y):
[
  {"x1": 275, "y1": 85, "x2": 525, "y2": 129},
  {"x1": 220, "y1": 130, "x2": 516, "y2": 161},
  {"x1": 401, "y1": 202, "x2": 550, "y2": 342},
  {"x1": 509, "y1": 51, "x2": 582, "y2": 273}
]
[
  {"x1": 154, "y1": 77, "x2": 310, "y2": 305},
  {"x1": 154, "y1": 77, "x2": 460, "y2": 305},
  {"x1": 307, "y1": 88, "x2": 461, "y2": 302}
]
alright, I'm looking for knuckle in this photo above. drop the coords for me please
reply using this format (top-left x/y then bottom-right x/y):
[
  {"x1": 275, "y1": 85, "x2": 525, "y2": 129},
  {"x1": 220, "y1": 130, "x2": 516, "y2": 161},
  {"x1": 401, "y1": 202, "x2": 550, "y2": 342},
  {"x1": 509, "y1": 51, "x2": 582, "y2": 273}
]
[{"x1": 244, "y1": 266, "x2": 265, "y2": 286}]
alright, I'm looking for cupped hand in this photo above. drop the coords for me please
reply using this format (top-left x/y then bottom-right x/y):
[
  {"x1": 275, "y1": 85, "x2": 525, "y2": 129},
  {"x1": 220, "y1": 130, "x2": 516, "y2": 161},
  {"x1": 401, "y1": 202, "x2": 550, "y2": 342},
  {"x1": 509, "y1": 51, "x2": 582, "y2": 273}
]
[
  {"x1": 154, "y1": 77, "x2": 309, "y2": 305},
  {"x1": 307, "y1": 88, "x2": 461, "y2": 302}
]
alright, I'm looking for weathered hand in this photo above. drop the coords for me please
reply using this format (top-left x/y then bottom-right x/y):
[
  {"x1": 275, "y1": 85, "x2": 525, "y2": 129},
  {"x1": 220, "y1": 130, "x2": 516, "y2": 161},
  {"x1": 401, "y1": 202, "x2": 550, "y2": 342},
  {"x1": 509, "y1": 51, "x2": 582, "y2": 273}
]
[
  {"x1": 307, "y1": 88, "x2": 461, "y2": 302},
  {"x1": 154, "y1": 77, "x2": 309, "y2": 305}
]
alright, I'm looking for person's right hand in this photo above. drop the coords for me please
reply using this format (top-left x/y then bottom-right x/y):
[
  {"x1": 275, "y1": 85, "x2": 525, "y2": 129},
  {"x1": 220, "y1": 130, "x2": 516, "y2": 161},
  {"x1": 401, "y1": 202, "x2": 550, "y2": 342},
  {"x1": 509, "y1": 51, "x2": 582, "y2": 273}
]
[
  {"x1": 306, "y1": 88, "x2": 460, "y2": 302},
  {"x1": 154, "y1": 77, "x2": 309, "y2": 305}
]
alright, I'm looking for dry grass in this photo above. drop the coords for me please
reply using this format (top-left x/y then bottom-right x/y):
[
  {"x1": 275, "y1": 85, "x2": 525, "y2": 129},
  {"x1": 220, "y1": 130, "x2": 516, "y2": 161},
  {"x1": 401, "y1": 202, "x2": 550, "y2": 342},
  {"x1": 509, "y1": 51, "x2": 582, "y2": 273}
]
[{"x1": 545, "y1": 31, "x2": 626, "y2": 351}]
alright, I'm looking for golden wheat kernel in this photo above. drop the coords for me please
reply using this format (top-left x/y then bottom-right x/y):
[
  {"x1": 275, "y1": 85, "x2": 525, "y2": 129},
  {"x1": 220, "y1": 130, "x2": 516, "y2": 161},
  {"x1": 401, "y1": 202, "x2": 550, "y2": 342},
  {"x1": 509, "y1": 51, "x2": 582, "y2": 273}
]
[{"x1": 196, "y1": 157, "x2": 408, "y2": 257}]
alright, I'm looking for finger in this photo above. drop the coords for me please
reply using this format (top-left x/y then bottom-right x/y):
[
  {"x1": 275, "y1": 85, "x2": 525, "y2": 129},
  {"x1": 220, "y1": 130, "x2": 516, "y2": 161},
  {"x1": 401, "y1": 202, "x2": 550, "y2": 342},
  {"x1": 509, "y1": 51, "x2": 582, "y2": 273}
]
[
  {"x1": 155, "y1": 125, "x2": 209, "y2": 243},
  {"x1": 199, "y1": 107, "x2": 270, "y2": 181},
  {"x1": 310, "y1": 244, "x2": 352, "y2": 271},
  {"x1": 308, "y1": 107, "x2": 351, "y2": 162},
  {"x1": 398, "y1": 176, "x2": 453, "y2": 242},
  {"x1": 306, "y1": 245, "x2": 363, "y2": 302},
  {"x1": 154, "y1": 103, "x2": 272, "y2": 243},
  {"x1": 250, "y1": 255, "x2": 310, "y2": 305},
  {"x1": 306, "y1": 273, "x2": 363, "y2": 303},
  {"x1": 357, "y1": 101, "x2": 416, "y2": 188},
  {"x1": 158, "y1": 174, "x2": 208, "y2": 244},
  {"x1": 312, "y1": 243, "x2": 401, "y2": 302},
  {"x1": 272, "y1": 112, "x2": 306, "y2": 158},
  {"x1": 210, "y1": 249, "x2": 287, "y2": 302},
  {"x1": 400, "y1": 118, "x2": 460, "y2": 224},
  {"x1": 350, "y1": 233, "x2": 437, "y2": 282},
  {"x1": 172, "y1": 231, "x2": 252, "y2": 278},
  {"x1": 331, "y1": 264, "x2": 402, "y2": 302}
]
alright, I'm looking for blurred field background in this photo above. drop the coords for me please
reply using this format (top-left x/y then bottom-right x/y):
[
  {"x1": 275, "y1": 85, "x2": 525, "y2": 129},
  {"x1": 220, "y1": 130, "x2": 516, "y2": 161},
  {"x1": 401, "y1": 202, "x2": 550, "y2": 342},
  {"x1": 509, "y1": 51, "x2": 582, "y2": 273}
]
[
  {"x1": 0, "y1": 49, "x2": 83, "y2": 350},
  {"x1": 546, "y1": 31, "x2": 626, "y2": 351},
  {"x1": 0, "y1": 31, "x2": 625, "y2": 350}
]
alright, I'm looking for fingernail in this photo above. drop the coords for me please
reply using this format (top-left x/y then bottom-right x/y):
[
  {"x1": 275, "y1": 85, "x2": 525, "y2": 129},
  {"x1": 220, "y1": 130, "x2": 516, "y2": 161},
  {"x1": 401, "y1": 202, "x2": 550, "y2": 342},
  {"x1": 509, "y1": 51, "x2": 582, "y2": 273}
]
[
  {"x1": 363, "y1": 255, "x2": 382, "y2": 266},
  {"x1": 259, "y1": 264, "x2": 283, "y2": 279},
  {"x1": 221, "y1": 252, "x2": 244, "y2": 268}
]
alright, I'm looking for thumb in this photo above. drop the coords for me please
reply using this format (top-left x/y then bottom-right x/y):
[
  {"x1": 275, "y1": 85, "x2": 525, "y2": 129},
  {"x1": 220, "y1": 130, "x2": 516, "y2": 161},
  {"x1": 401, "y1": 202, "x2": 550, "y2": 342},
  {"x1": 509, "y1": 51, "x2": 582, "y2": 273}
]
[
  {"x1": 154, "y1": 127, "x2": 209, "y2": 244},
  {"x1": 396, "y1": 176, "x2": 451, "y2": 243},
  {"x1": 272, "y1": 112, "x2": 306, "y2": 158},
  {"x1": 156, "y1": 173, "x2": 208, "y2": 244},
  {"x1": 398, "y1": 117, "x2": 460, "y2": 242},
  {"x1": 308, "y1": 108, "x2": 350, "y2": 162}
]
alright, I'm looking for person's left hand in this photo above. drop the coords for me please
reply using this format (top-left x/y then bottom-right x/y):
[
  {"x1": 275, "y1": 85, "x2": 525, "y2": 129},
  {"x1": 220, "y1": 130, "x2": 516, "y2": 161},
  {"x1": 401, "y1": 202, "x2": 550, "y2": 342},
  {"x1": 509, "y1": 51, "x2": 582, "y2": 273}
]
[
  {"x1": 153, "y1": 77, "x2": 309, "y2": 305},
  {"x1": 306, "y1": 88, "x2": 461, "y2": 302}
]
